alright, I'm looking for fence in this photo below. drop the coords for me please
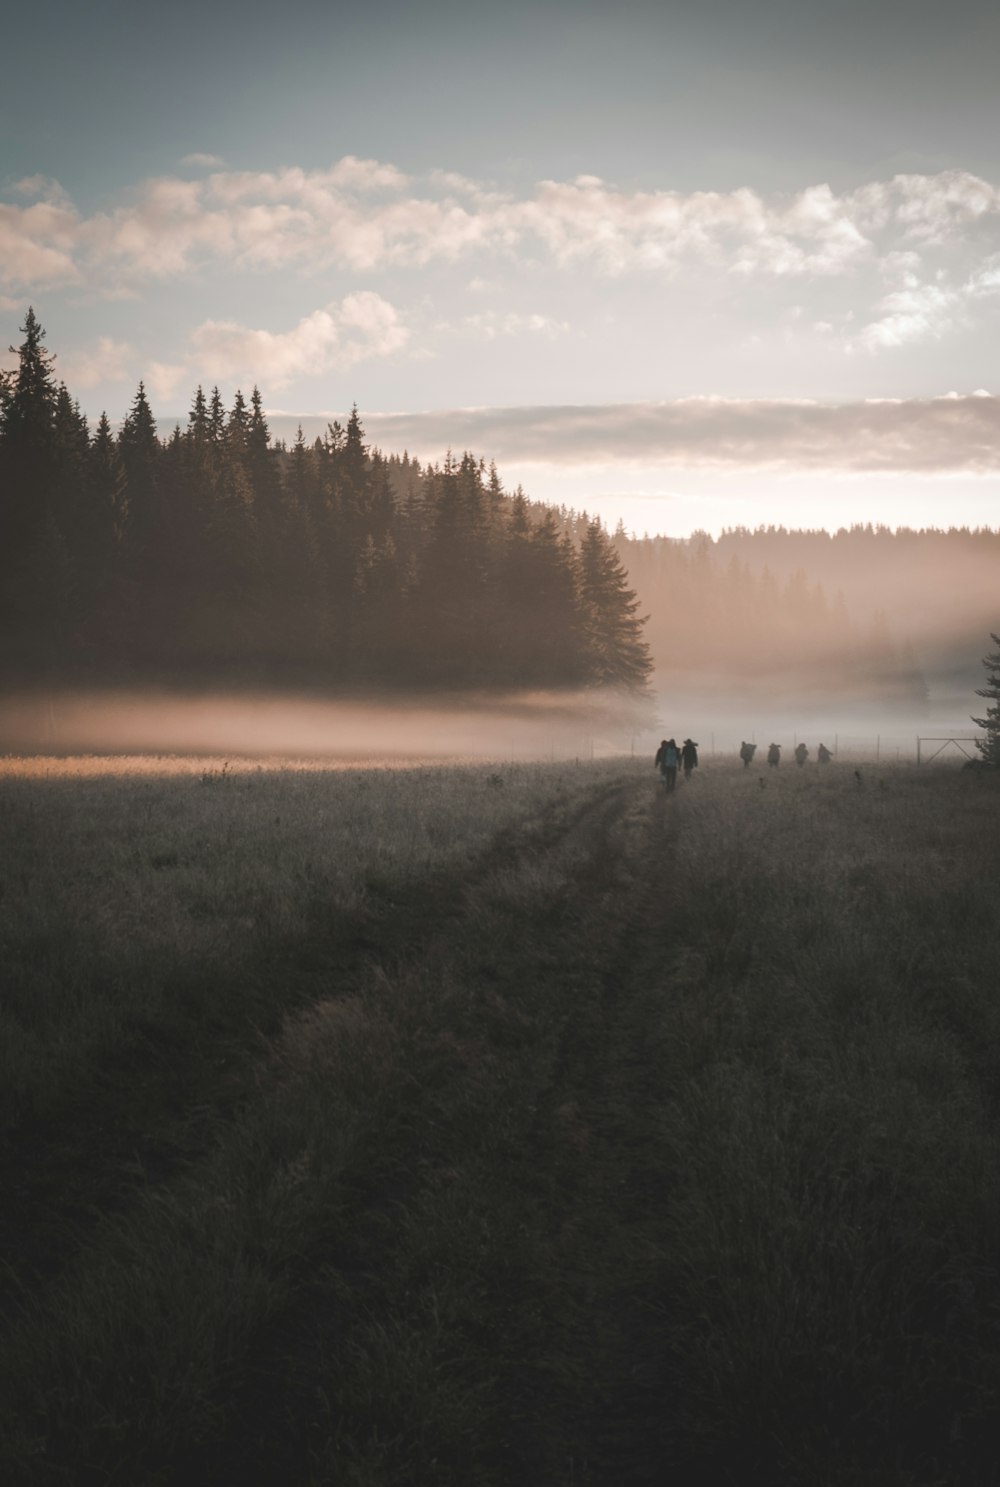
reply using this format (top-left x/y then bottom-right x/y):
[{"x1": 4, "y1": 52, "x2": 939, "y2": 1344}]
[
  {"x1": 622, "y1": 731, "x2": 986, "y2": 765},
  {"x1": 915, "y1": 736, "x2": 981, "y2": 765}
]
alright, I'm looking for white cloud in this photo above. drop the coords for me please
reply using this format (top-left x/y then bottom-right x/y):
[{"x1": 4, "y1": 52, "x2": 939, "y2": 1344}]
[
  {"x1": 0, "y1": 179, "x2": 83, "y2": 289},
  {"x1": 967, "y1": 253, "x2": 1000, "y2": 296},
  {"x1": 5, "y1": 163, "x2": 1000, "y2": 363},
  {"x1": 184, "y1": 292, "x2": 408, "y2": 387},
  {"x1": 346, "y1": 395, "x2": 1000, "y2": 474},
  {"x1": 860, "y1": 280, "x2": 963, "y2": 350},
  {"x1": 147, "y1": 361, "x2": 188, "y2": 403},
  {"x1": 327, "y1": 155, "x2": 409, "y2": 192},
  {"x1": 180, "y1": 153, "x2": 226, "y2": 169},
  {"x1": 462, "y1": 310, "x2": 570, "y2": 339},
  {"x1": 61, "y1": 336, "x2": 133, "y2": 388}
]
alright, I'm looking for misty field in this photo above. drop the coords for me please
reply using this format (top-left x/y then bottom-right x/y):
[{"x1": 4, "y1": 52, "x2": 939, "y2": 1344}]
[{"x1": 2, "y1": 754, "x2": 999, "y2": 1485}]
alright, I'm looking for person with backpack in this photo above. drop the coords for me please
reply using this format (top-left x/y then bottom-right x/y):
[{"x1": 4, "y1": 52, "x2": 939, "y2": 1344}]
[
  {"x1": 654, "y1": 737, "x2": 680, "y2": 792},
  {"x1": 681, "y1": 738, "x2": 699, "y2": 780}
]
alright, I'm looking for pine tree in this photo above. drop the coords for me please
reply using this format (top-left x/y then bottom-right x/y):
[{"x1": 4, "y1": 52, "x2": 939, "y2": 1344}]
[
  {"x1": 1, "y1": 311, "x2": 58, "y2": 531},
  {"x1": 117, "y1": 381, "x2": 161, "y2": 560},
  {"x1": 0, "y1": 308, "x2": 62, "y2": 676},
  {"x1": 529, "y1": 511, "x2": 584, "y2": 685},
  {"x1": 972, "y1": 633, "x2": 1000, "y2": 766},
  {"x1": 577, "y1": 520, "x2": 652, "y2": 692}
]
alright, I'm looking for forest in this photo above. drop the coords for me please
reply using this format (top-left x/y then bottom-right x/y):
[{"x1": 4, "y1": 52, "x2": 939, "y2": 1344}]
[
  {"x1": 3, "y1": 308, "x2": 987, "y2": 712},
  {"x1": 617, "y1": 523, "x2": 998, "y2": 705},
  {"x1": 0, "y1": 311, "x2": 650, "y2": 696}
]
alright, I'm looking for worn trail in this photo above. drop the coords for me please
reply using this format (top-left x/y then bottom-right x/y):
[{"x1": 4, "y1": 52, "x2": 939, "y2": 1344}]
[{"x1": 166, "y1": 777, "x2": 688, "y2": 1487}]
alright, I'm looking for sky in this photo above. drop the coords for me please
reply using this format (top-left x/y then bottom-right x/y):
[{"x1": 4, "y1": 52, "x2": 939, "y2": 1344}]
[{"x1": 3, "y1": 0, "x2": 1000, "y2": 535}]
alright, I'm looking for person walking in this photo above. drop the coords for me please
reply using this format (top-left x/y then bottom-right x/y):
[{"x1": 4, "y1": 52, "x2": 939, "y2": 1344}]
[
  {"x1": 794, "y1": 742, "x2": 808, "y2": 767},
  {"x1": 739, "y1": 741, "x2": 757, "y2": 768},
  {"x1": 817, "y1": 742, "x2": 833, "y2": 764},
  {"x1": 681, "y1": 738, "x2": 699, "y2": 780},
  {"x1": 655, "y1": 737, "x2": 680, "y2": 793},
  {"x1": 767, "y1": 742, "x2": 781, "y2": 768}
]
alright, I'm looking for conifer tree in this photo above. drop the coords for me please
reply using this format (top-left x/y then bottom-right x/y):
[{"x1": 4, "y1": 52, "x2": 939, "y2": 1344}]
[
  {"x1": 1, "y1": 309, "x2": 58, "y2": 539},
  {"x1": 577, "y1": 520, "x2": 652, "y2": 691},
  {"x1": 117, "y1": 382, "x2": 161, "y2": 559},
  {"x1": 0, "y1": 309, "x2": 62, "y2": 675},
  {"x1": 529, "y1": 510, "x2": 584, "y2": 685},
  {"x1": 972, "y1": 634, "x2": 1000, "y2": 765}
]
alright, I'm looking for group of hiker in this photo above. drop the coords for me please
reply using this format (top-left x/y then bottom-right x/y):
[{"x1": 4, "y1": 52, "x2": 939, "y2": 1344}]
[
  {"x1": 653, "y1": 737, "x2": 699, "y2": 792},
  {"x1": 741, "y1": 741, "x2": 834, "y2": 769},
  {"x1": 656, "y1": 736, "x2": 835, "y2": 789}
]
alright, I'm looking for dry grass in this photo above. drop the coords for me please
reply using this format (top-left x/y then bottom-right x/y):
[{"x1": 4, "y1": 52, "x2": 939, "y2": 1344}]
[
  {"x1": 1, "y1": 755, "x2": 999, "y2": 1485},
  {"x1": 0, "y1": 757, "x2": 620, "y2": 1130}
]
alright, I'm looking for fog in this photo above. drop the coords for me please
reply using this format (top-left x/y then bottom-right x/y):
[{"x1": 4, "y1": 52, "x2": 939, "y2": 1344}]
[
  {"x1": 0, "y1": 686, "x2": 980, "y2": 771},
  {"x1": 0, "y1": 689, "x2": 657, "y2": 765}
]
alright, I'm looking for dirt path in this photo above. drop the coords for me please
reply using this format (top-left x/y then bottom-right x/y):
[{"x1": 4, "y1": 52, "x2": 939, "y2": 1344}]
[
  {"x1": 161, "y1": 775, "x2": 684, "y2": 1487},
  {"x1": 486, "y1": 784, "x2": 685, "y2": 1484},
  {"x1": 0, "y1": 776, "x2": 634, "y2": 1313}
]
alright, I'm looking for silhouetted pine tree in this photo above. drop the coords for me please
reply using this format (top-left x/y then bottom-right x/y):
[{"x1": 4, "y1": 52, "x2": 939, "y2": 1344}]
[
  {"x1": 578, "y1": 520, "x2": 651, "y2": 692},
  {"x1": 972, "y1": 634, "x2": 1000, "y2": 765},
  {"x1": 0, "y1": 308, "x2": 60, "y2": 676},
  {"x1": 76, "y1": 412, "x2": 129, "y2": 672},
  {"x1": 117, "y1": 382, "x2": 161, "y2": 569},
  {"x1": 0, "y1": 314, "x2": 662, "y2": 695}
]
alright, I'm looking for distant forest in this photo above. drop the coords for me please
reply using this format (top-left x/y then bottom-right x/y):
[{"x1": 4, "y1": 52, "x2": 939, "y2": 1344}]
[
  {"x1": 617, "y1": 532, "x2": 927, "y2": 704},
  {"x1": 3, "y1": 310, "x2": 988, "y2": 709},
  {"x1": 616, "y1": 523, "x2": 998, "y2": 706},
  {"x1": 0, "y1": 311, "x2": 651, "y2": 694}
]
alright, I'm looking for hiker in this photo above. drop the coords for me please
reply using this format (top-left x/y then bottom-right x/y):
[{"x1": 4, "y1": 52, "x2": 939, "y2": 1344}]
[
  {"x1": 794, "y1": 742, "x2": 808, "y2": 767},
  {"x1": 767, "y1": 742, "x2": 781, "y2": 768},
  {"x1": 739, "y1": 741, "x2": 757, "y2": 769},
  {"x1": 681, "y1": 738, "x2": 699, "y2": 780},
  {"x1": 654, "y1": 737, "x2": 680, "y2": 793},
  {"x1": 817, "y1": 742, "x2": 832, "y2": 764}
]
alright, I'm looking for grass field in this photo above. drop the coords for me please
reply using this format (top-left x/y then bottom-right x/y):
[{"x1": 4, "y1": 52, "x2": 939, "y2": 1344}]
[{"x1": 1, "y1": 753, "x2": 999, "y2": 1485}]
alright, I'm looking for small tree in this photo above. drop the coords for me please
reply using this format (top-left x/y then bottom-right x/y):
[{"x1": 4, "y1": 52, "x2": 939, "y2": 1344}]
[{"x1": 972, "y1": 633, "x2": 1000, "y2": 765}]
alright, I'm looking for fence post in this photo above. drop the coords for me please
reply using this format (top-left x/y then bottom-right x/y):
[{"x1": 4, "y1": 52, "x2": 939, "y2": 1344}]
[
  {"x1": 876, "y1": 735, "x2": 880, "y2": 762},
  {"x1": 917, "y1": 736, "x2": 921, "y2": 765}
]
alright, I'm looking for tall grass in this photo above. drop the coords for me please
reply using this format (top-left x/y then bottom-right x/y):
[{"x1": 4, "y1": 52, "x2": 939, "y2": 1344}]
[
  {"x1": 1, "y1": 756, "x2": 639, "y2": 1484},
  {"x1": 647, "y1": 763, "x2": 1000, "y2": 1483},
  {"x1": 1, "y1": 756, "x2": 998, "y2": 1484},
  {"x1": 0, "y1": 757, "x2": 620, "y2": 1133}
]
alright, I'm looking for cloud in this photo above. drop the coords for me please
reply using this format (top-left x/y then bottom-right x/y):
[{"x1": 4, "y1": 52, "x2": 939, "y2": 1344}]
[
  {"x1": 345, "y1": 396, "x2": 1000, "y2": 475},
  {"x1": 326, "y1": 155, "x2": 409, "y2": 192},
  {"x1": 860, "y1": 280, "x2": 963, "y2": 350},
  {"x1": 0, "y1": 177, "x2": 83, "y2": 289},
  {"x1": 147, "y1": 361, "x2": 188, "y2": 403},
  {"x1": 184, "y1": 292, "x2": 408, "y2": 387},
  {"x1": 60, "y1": 336, "x2": 133, "y2": 388},
  {"x1": 461, "y1": 310, "x2": 570, "y2": 339},
  {"x1": 5, "y1": 161, "x2": 1000, "y2": 294},
  {"x1": 967, "y1": 253, "x2": 1000, "y2": 296},
  {"x1": 180, "y1": 153, "x2": 226, "y2": 169}
]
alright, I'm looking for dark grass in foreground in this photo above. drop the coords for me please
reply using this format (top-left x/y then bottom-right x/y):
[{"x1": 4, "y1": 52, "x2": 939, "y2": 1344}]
[{"x1": 1, "y1": 758, "x2": 999, "y2": 1484}]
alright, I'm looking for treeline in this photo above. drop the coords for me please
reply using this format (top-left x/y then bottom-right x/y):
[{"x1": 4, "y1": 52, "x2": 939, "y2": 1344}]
[
  {"x1": 0, "y1": 311, "x2": 650, "y2": 694},
  {"x1": 616, "y1": 530, "x2": 930, "y2": 706}
]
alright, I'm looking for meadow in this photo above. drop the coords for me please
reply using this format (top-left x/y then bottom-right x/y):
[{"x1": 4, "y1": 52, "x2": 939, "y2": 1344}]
[{"x1": 1, "y1": 752, "x2": 998, "y2": 1484}]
